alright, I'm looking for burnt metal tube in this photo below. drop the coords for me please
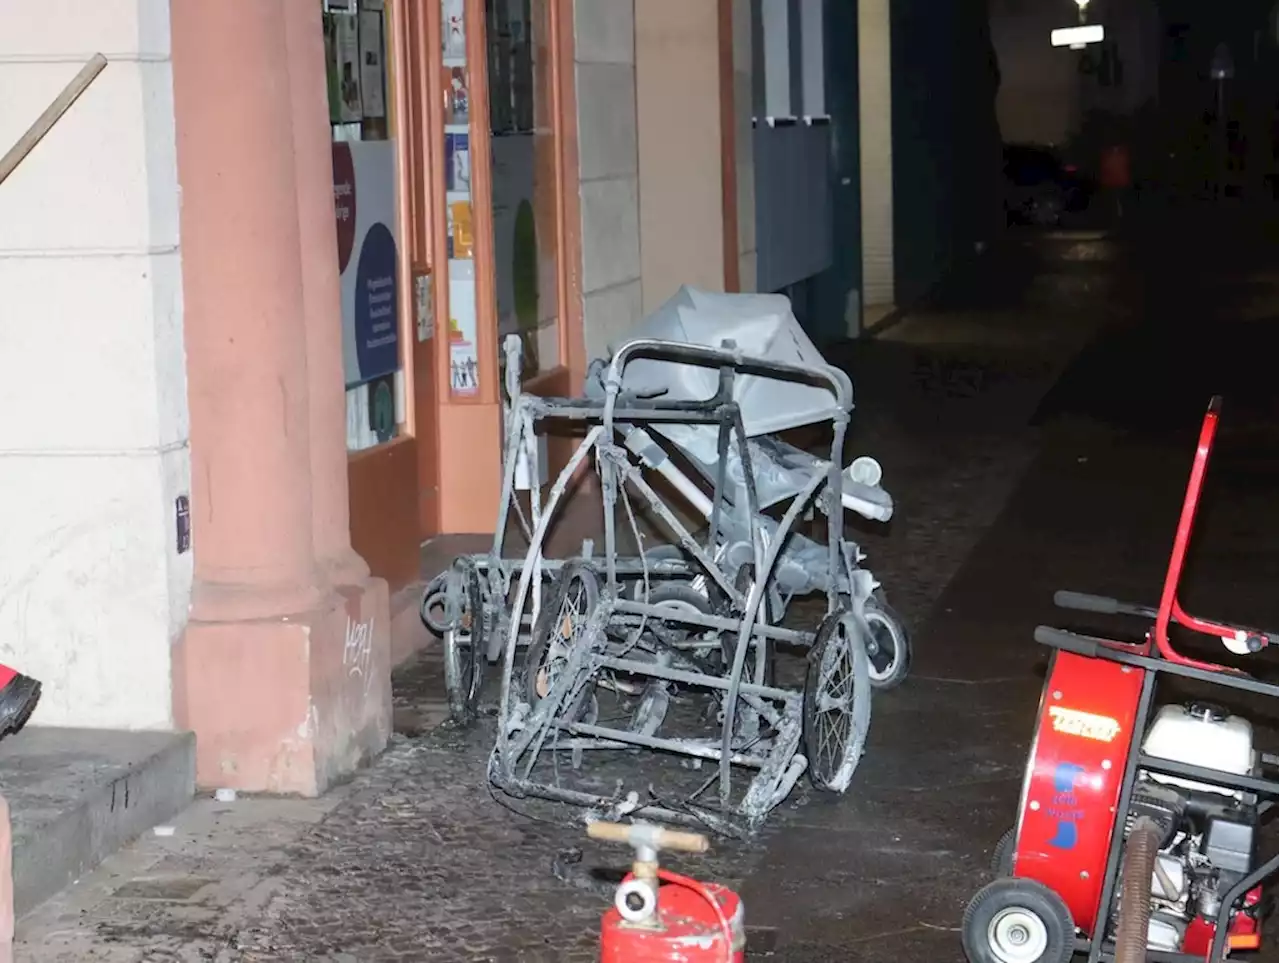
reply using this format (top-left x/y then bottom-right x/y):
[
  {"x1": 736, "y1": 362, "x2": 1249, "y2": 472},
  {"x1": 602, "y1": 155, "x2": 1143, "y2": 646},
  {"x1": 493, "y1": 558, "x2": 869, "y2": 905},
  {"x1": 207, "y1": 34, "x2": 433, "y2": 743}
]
[{"x1": 1115, "y1": 816, "x2": 1161, "y2": 963}]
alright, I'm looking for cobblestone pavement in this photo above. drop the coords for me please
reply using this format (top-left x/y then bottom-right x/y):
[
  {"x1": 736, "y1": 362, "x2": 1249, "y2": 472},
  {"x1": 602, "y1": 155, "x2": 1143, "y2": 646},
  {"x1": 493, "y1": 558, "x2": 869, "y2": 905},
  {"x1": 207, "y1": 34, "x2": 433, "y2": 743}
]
[{"x1": 15, "y1": 228, "x2": 1277, "y2": 961}]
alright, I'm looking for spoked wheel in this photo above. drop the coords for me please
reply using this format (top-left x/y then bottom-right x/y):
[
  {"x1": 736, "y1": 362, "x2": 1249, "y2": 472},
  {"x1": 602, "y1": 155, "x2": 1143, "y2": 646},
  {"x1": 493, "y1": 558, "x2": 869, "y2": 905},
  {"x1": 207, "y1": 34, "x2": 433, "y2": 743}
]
[
  {"x1": 802, "y1": 609, "x2": 872, "y2": 792},
  {"x1": 863, "y1": 591, "x2": 911, "y2": 690},
  {"x1": 442, "y1": 557, "x2": 486, "y2": 720},
  {"x1": 961, "y1": 877, "x2": 1074, "y2": 963},
  {"x1": 522, "y1": 561, "x2": 601, "y2": 721}
]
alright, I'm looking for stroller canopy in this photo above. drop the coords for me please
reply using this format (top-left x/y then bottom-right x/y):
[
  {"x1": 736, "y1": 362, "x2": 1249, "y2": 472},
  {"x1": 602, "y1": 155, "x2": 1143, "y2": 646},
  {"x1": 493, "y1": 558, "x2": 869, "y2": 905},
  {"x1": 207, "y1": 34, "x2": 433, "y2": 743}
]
[{"x1": 608, "y1": 286, "x2": 853, "y2": 437}]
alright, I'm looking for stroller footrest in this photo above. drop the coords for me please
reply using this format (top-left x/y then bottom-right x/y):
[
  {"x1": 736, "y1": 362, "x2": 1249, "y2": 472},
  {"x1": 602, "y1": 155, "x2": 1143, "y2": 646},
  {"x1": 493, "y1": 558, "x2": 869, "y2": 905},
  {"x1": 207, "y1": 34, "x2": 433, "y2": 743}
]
[{"x1": 841, "y1": 482, "x2": 893, "y2": 522}]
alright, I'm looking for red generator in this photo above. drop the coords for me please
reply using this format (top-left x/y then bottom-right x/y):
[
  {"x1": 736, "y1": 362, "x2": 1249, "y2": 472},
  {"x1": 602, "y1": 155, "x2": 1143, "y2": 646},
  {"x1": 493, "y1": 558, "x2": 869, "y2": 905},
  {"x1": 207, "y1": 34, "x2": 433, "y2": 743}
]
[{"x1": 962, "y1": 397, "x2": 1277, "y2": 963}]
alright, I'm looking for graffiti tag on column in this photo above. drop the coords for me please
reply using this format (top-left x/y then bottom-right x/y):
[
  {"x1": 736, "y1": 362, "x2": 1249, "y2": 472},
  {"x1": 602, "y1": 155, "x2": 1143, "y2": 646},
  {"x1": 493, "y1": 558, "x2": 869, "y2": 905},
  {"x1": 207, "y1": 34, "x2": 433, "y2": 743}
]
[{"x1": 343, "y1": 616, "x2": 374, "y2": 693}]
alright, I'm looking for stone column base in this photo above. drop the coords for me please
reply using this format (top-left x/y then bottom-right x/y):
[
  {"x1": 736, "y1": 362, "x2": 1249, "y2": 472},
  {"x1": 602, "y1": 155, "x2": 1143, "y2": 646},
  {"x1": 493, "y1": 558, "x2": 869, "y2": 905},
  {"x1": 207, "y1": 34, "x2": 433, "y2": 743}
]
[
  {"x1": 0, "y1": 795, "x2": 11, "y2": 960},
  {"x1": 173, "y1": 579, "x2": 391, "y2": 796}
]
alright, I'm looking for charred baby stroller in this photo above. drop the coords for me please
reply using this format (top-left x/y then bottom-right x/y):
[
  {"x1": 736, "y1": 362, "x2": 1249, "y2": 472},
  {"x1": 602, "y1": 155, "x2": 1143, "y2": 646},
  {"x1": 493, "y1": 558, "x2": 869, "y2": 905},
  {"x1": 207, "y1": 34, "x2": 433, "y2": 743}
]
[{"x1": 426, "y1": 288, "x2": 910, "y2": 832}]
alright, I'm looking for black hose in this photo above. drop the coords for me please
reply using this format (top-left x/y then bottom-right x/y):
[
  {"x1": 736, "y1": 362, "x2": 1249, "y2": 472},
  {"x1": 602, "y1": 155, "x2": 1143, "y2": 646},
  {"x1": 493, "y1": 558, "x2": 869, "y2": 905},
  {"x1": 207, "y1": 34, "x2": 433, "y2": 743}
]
[{"x1": 1115, "y1": 816, "x2": 1161, "y2": 963}]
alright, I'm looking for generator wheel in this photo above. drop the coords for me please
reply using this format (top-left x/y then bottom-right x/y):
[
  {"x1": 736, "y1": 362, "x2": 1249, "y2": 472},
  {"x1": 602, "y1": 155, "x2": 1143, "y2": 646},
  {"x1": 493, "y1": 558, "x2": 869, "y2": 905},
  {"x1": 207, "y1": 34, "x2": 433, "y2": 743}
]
[
  {"x1": 961, "y1": 877, "x2": 1074, "y2": 963},
  {"x1": 991, "y1": 827, "x2": 1016, "y2": 876},
  {"x1": 863, "y1": 591, "x2": 912, "y2": 690},
  {"x1": 802, "y1": 609, "x2": 872, "y2": 792},
  {"x1": 442, "y1": 557, "x2": 486, "y2": 720}
]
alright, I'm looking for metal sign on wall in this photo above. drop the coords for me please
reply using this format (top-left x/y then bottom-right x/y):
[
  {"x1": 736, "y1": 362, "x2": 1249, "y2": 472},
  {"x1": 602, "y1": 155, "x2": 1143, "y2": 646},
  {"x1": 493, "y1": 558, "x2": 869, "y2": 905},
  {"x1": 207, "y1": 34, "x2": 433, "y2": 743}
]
[{"x1": 333, "y1": 140, "x2": 400, "y2": 388}]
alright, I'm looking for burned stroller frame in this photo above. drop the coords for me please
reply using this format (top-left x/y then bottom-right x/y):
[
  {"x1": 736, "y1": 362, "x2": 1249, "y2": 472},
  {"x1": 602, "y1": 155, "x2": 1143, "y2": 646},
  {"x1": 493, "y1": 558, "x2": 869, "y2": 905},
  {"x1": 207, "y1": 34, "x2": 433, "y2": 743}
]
[{"x1": 423, "y1": 332, "x2": 906, "y2": 832}]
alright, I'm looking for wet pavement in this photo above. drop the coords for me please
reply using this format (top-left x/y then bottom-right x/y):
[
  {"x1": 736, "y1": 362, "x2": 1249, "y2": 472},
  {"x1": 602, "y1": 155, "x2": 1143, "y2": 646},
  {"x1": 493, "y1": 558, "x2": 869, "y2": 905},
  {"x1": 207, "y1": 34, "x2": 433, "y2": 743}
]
[{"x1": 14, "y1": 216, "x2": 1277, "y2": 961}]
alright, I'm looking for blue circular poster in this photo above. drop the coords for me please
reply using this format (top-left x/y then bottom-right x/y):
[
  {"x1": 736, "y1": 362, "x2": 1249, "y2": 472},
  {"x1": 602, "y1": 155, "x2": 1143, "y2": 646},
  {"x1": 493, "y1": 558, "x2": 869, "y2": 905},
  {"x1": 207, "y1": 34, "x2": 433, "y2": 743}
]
[{"x1": 354, "y1": 221, "x2": 399, "y2": 383}]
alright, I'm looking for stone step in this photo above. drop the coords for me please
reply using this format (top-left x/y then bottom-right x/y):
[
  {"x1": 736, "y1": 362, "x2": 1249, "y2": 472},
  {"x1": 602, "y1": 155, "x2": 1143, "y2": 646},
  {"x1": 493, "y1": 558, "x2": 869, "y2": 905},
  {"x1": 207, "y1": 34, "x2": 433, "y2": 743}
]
[{"x1": 0, "y1": 727, "x2": 195, "y2": 919}]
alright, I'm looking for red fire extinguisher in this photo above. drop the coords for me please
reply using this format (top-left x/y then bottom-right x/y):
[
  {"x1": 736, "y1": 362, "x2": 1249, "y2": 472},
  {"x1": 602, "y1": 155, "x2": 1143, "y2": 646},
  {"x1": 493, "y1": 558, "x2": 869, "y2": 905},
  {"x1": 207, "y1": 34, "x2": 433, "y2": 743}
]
[{"x1": 588, "y1": 821, "x2": 746, "y2": 962}]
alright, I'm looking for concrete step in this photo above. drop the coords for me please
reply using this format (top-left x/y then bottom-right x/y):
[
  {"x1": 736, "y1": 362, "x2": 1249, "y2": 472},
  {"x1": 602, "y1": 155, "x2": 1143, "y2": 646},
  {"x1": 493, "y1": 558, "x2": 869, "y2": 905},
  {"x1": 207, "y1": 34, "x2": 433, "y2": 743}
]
[{"x1": 0, "y1": 727, "x2": 194, "y2": 918}]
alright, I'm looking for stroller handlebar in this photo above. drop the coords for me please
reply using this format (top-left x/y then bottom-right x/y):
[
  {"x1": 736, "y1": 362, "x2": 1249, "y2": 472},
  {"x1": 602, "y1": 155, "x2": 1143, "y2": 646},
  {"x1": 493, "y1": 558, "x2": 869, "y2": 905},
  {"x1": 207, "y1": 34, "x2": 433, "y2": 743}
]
[
  {"x1": 1054, "y1": 591, "x2": 1157, "y2": 619},
  {"x1": 1034, "y1": 625, "x2": 1102, "y2": 658},
  {"x1": 603, "y1": 337, "x2": 854, "y2": 417},
  {"x1": 1051, "y1": 589, "x2": 1274, "y2": 655}
]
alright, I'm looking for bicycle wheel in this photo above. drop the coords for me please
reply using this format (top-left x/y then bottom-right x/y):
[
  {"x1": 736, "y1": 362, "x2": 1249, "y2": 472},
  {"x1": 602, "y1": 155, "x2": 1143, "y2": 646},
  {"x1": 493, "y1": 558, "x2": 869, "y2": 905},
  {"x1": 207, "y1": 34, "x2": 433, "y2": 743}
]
[{"x1": 443, "y1": 557, "x2": 486, "y2": 718}]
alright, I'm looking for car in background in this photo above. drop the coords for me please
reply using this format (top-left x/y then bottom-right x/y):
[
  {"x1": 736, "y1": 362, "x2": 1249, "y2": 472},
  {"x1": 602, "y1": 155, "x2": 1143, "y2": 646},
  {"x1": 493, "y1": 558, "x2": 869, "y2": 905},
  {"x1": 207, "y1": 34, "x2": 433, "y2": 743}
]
[{"x1": 1002, "y1": 143, "x2": 1093, "y2": 226}]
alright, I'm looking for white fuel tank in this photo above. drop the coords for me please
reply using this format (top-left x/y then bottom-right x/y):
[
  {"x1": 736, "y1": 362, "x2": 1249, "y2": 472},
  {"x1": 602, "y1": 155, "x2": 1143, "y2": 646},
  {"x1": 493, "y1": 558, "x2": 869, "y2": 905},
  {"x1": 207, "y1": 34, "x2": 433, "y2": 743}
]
[{"x1": 1142, "y1": 704, "x2": 1254, "y2": 797}]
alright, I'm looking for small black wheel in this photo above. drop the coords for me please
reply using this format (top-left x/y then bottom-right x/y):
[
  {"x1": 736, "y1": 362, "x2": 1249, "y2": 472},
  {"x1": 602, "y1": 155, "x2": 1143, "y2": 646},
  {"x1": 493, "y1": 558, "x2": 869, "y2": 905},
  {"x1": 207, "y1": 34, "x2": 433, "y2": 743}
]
[
  {"x1": 802, "y1": 609, "x2": 872, "y2": 792},
  {"x1": 716, "y1": 562, "x2": 777, "y2": 686},
  {"x1": 863, "y1": 591, "x2": 912, "y2": 690},
  {"x1": 637, "y1": 582, "x2": 712, "y2": 646},
  {"x1": 522, "y1": 562, "x2": 601, "y2": 718},
  {"x1": 991, "y1": 827, "x2": 1016, "y2": 876},
  {"x1": 420, "y1": 573, "x2": 451, "y2": 635},
  {"x1": 443, "y1": 557, "x2": 486, "y2": 718},
  {"x1": 961, "y1": 877, "x2": 1074, "y2": 963}
]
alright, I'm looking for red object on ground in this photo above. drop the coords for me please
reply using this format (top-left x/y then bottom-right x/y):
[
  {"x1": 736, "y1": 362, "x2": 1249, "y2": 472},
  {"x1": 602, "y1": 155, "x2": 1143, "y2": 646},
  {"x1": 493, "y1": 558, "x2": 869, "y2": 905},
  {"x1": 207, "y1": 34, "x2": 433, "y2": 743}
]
[
  {"x1": 1100, "y1": 145, "x2": 1132, "y2": 190},
  {"x1": 1013, "y1": 652, "x2": 1145, "y2": 935},
  {"x1": 600, "y1": 874, "x2": 745, "y2": 962},
  {"x1": 0, "y1": 664, "x2": 41, "y2": 739}
]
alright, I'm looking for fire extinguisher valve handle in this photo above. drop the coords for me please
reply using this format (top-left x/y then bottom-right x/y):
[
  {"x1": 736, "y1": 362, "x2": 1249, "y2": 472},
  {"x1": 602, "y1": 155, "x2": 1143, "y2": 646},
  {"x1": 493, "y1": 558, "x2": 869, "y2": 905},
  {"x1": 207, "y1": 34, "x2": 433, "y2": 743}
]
[{"x1": 587, "y1": 820, "x2": 710, "y2": 854}]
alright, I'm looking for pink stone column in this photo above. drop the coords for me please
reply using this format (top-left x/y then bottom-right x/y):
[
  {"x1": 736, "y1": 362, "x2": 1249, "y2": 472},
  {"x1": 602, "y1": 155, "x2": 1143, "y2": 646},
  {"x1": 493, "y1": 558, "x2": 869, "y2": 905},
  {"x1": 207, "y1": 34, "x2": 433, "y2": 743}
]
[
  {"x1": 171, "y1": 0, "x2": 391, "y2": 794},
  {"x1": 283, "y1": 0, "x2": 371, "y2": 589},
  {"x1": 172, "y1": 0, "x2": 323, "y2": 622}
]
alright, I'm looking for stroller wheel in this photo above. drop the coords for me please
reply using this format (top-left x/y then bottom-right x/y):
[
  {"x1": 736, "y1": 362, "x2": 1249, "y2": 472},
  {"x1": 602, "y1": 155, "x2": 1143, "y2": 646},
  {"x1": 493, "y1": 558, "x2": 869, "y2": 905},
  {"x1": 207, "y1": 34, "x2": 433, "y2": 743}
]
[
  {"x1": 637, "y1": 582, "x2": 711, "y2": 646},
  {"x1": 863, "y1": 592, "x2": 911, "y2": 690},
  {"x1": 522, "y1": 562, "x2": 601, "y2": 718},
  {"x1": 991, "y1": 827, "x2": 1016, "y2": 876},
  {"x1": 443, "y1": 557, "x2": 487, "y2": 720},
  {"x1": 713, "y1": 563, "x2": 777, "y2": 686},
  {"x1": 802, "y1": 609, "x2": 872, "y2": 793}
]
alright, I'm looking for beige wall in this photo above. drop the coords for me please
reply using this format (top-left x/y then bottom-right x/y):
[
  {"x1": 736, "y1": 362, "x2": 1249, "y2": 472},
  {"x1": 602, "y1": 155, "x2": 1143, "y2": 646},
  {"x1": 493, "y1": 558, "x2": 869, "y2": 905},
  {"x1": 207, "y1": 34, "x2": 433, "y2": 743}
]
[
  {"x1": 0, "y1": 0, "x2": 191, "y2": 728},
  {"x1": 574, "y1": 0, "x2": 644, "y2": 361},
  {"x1": 575, "y1": 0, "x2": 749, "y2": 348},
  {"x1": 634, "y1": 0, "x2": 725, "y2": 312}
]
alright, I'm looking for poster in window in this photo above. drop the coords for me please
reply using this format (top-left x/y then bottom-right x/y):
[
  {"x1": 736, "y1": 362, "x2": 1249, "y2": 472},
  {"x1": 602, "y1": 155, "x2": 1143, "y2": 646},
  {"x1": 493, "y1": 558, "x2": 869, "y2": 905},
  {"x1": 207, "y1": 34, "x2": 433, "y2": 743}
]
[
  {"x1": 367, "y1": 374, "x2": 397, "y2": 444},
  {"x1": 359, "y1": 10, "x2": 386, "y2": 119},
  {"x1": 442, "y1": 0, "x2": 466, "y2": 58},
  {"x1": 449, "y1": 261, "x2": 480, "y2": 397},
  {"x1": 333, "y1": 141, "x2": 400, "y2": 388},
  {"x1": 443, "y1": 66, "x2": 469, "y2": 125},
  {"x1": 447, "y1": 199, "x2": 475, "y2": 259},
  {"x1": 333, "y1": 13, "x2": 363, "y2": 123},
  {"x1": 446, "y1": 132, "x2": 471, "y2": 191}
]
